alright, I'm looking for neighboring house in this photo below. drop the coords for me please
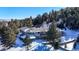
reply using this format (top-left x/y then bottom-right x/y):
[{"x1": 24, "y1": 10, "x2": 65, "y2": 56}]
[
  {"x1": 19, "y1": 22, "x2": 51, "y2": 33},
  {"x1": 18, "y1": 22, "x2": 52, "y2": 39},
  {"x1": 19, "y1": 27, "x2": 30, "y2": 33}
]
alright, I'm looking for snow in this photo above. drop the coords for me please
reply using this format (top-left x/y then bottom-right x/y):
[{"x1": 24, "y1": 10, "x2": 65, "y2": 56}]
[
  {"x1": 0, "y1": 38, "x2": 6, "y2": 51},
  {"x1": 50, "y1": 47, "x2": 54, "y2": 51},
  {"x1": 10, "y1": 28, "x2": 79, "y2": 51},
  {"x1": 29, "y1": 40, "x2": 51, "y2": 51},
  {"x1": 60, "y1": 28, "x2": 78, "y2": 42},
  {"x1": 10, "y1": 26, "x2": 79, "y2": 51},
  {"x1": 0, "y1": 27, "x2": 79, "y2": 51},
  {"x1": 60, "y1": 28, "x2": 79, "y2": 50},
  {"x1": 56, "y1": 18, "x2": 63, "y2": 24},
  {"x1": 19, "y1": 27, "x2": 30, "y2": 32},
  {"x1": 29, "y1": 42, "x2": 42, "y2": 51},
  {"x1": 0, "y1": 45, "x2": 5, "y2": 50},
  {"x1": 46, "y1": 45, "x2": 52, "y2": 48},
  {"x1": 15, "y1": 37, "x2": 24, "y2": 47},
  {"x1": 6, "y1": 40, "x2": 52, "y2": 51},
  {"x1": 61, "y1": 37, "x2": 75, "y2": 43},
  {"x1": 66, "y1": 42, "x2": 74, "y2": 50},
  {"x1": 29, "y1": 35, "x2": 36, "y2": 39},
  {"x1": 20, "y1": 35, "x2": 26, "y2": 39},
  {"x1": 60, "y1": 36, "x2": 66, "y2": 43},
  {"x1": 62, "y1": 28, "x2": 79, "y2": 40}
]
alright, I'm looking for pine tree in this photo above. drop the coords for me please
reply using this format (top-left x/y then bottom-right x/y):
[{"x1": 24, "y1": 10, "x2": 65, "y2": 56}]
[
  {"x1": 0, "y1": 26, "x2": 16, "y2": 47},
  {"x1": 42, "y1": 12, "x2": 49, "y2": 22},
  {"x1": 47, "y1": 20, "x2": 61, "y2": 49},
  {"x1": 20, "y1": 38, "x2": 32, "y2": 50},
  {"x1": 27, "y1": 16, "x2": 33, "y2": 28},
  {"x1": 8, "y1": 20, "x2": 18, "y2": 34}
]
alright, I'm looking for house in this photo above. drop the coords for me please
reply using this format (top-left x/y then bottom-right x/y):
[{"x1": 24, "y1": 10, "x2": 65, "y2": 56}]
[
  {"x1": 18, "y1": 22, "x2": 52, "y2": 39},
  {"x1": 19, "y1": 27, "x2": 30, "y2": 33}
]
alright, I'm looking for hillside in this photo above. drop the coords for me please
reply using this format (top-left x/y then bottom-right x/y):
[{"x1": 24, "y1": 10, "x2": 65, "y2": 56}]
[{"x1": 0, "y1": 7, "x2": 79, "y2": 51}]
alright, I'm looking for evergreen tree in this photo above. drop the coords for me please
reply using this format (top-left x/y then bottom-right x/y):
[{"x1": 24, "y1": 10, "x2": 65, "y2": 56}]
[
  {"x1": 42, "y1": 12, "x2": 49, "y2": 22},
  {"x1": 14, "y1": 19, "x2": 20, "y2": 28},
  {"x1": 27, "y1": 16, "x2": 33, "y2": 27},
  {"x1": 8, "y1": 20, "x2": 18, "y2": 34},
  {"x1": 0, "y1": 26, "x2": 16, "y2": 47},
  {"x1": 33, "y1": 14, "x2": 42, "y2": 26},
  {"x1": 20, "y1": 38, "x2": 32, "y2": 50},
  {"x1": 47, "y1": 20, "x2": 61, "y2": 49}
]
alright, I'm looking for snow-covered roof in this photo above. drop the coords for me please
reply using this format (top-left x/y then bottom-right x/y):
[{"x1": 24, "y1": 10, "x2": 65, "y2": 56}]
[
  {"x1": 19, "y1": 27, "x2": 30, "y2": 32},
  {"x1": 19, "y1": 22, "x2": 52, "y2": 33},
  {"x1": 29, "y1": 27, "x2": 48, "y2": 33}
]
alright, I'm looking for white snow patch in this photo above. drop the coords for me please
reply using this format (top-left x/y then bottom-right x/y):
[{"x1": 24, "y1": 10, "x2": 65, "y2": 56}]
[
  {"x1": 46, "y1": 44, "x2": 52, "y2": 48},
  {"x1": 63, "y1": 28, "x2": 79, "y2": 40},
  {"x1": 29, "y1": 35, "x2": 36, "y2": 39},
  {"x1": 61, "y1": 36, "x2": 66, "y2": 43},
  {"x1": 20, "y1": 35, "x2": 26, "y2": 38},
  {"x1": 0, "y1": 45, "x2": 5, "y2": 50},
  {"x1": 29, "y1": 42, "x2": 43, "y2": 51},
  {"x1": 66, "y1": 42, "x2": 74, "y2": 50},
  {"x1": 50, "y1": 47, "x2": 54, "y2": 51},
  {"x1": 60, "y1": 38, "x2": 75, "y2": 50}
]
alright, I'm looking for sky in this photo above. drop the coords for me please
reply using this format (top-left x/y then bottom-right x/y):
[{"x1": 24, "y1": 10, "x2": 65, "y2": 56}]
[{"x1": 0, "y1": 7, "x2": 63, "y2": 20}]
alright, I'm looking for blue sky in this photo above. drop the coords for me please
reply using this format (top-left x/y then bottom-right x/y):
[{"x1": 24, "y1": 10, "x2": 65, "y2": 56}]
[{"x1": 0, "y1": 7, "x2": 63, "y2": 20}]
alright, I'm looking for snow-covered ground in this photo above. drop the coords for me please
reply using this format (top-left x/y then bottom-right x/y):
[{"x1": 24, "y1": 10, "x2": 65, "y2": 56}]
[
  {"x1": 5, "y1": 33, "x2": 54, "y2": 51},
  {"x1": 59, "y1": 28, "x2": 79, "y2": 50},
  {"x1": 6, "y1": 40, "x2": 52, "y2": 51},
  {"x1": 0, "y1": 27, "x2": 79, "y2": 51},
  {"x1": 13, "y1": 28, "x2": 79, "y2": 51},
  {"x1": 63, "y1": 28, "x2": 79, "y2": 40}
]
